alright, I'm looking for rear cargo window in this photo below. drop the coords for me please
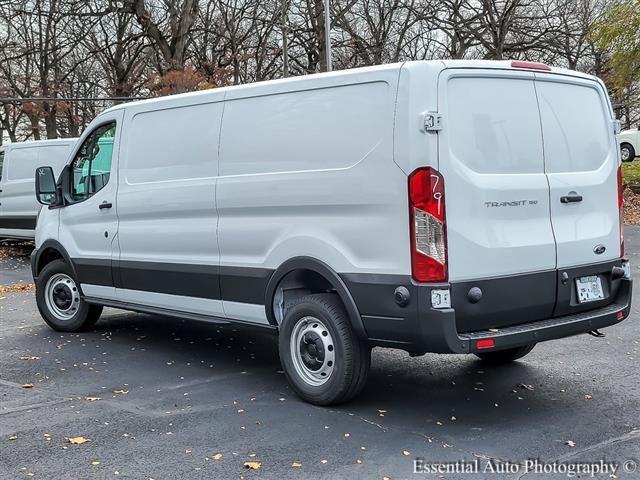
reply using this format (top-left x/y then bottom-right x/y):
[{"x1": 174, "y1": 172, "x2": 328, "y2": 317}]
[
  {"x1": 446, "y1": 76, "x2": 544, "y2": 174},
  {"x1": 535, "y1": 81, "x2": 609, "y2": 173}
]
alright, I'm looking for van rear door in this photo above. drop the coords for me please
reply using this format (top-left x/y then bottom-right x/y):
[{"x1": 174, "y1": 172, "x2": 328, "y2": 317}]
[
  {"x1": 534, "y1": 74, "x2": 621, "y2": 317},
  {"x1": 437, "y1": 69, "x2": 557, "y2": 331},
  {"x1": 534, "y1": 75, "x2": 620, "y2": 267}
]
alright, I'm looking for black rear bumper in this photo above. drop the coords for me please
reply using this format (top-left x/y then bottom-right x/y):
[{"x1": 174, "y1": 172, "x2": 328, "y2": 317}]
[{"x1": 341, "y1": 260, "x2": 633, "y2": 355}]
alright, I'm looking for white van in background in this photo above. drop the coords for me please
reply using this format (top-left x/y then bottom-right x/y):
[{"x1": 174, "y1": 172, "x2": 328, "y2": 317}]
[
  {"x1": 31, "y1": 60, "x2": 632, "y2": 405},
  {"x1": 619, "y1": 126, "x2": 639, "y2": 162},
  {"x1": 0, "y1": 139, "x2": 77, "y2": 240}
]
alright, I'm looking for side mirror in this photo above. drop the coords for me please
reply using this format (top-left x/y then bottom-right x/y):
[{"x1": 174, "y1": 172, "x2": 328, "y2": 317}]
[{"x1": 35, "y1": 166, "x2": 58, "y2": 205}]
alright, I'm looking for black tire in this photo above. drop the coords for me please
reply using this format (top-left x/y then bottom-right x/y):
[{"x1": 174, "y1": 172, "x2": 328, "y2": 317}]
[
  {"x1": 279, "y1": 293, "x2": 370, "y2": 405},
  {"x1": 621, "y1": 143, "x2": 636, "y2": 162},
  {"x1": 474, "y1": 344, "x2": 535, "y2": 364},
  {"x1": 35, "y1": 259, "x2": 103, "y2": 332}
]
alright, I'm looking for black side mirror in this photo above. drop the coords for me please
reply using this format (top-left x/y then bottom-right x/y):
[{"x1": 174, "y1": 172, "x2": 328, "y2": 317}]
[{"x1": 35, "y1": 166, "x2": 58, "y2": 205}]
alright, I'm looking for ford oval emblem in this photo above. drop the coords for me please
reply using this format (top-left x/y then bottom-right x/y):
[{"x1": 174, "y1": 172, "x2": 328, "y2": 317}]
[{"x1": 594, "y1": 244, "x2": 606, "y2": 255}]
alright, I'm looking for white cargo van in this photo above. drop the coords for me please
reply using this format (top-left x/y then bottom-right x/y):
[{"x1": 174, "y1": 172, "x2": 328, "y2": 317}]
[
  {"x1": 31, "y1": 60, "x2": 632, "y2": 405},
  {"x1": 0, "y1": 139, "x2": 77, "y2": 240},
  {"x1": 619, "y1": 127, "x2": 639, "y2": 162}
]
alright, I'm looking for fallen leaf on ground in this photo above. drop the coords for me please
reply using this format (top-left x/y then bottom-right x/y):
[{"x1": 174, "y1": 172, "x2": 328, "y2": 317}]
[
  {"x1": 244, "y1": 462, "x2": 261, "y2": 470},
  {"x1": 212, "y1": 453, "x2": 222, "y2": 460},
  {"x1": 67, "y1": 436, "x2": 90, "y2": 445},
  {"x1": 85, "y1": 396, "x2": 101, "y2": 402},
  {"x1": 113, "y1": 389, "x2": 128, "y2": 395},
  {"x1": 0, "y1": 284, "x2": 34, "y2": 293},
  {"x1": 21, "y1": 383, "x2": 34, "y2": 389}
]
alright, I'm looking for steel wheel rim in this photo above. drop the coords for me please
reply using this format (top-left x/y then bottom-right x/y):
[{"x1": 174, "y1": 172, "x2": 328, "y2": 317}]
[
  {"x1": 45, "y1": 273, "x2": 80, "y2": 321},
  {"x1": 621, "y1": 147, "x2": 631, "y2": 162},
  {"x1": 290, "y1": 316, "x2": 335, "y2": 386}
]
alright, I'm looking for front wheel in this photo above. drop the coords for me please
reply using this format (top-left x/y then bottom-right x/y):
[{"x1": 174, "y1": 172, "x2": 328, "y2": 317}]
[
  {"x1": 279, "y1": 293, "x2": 370, "y2": 405},
  {"x1": 621, "y1": 143, "x2": 636, "y2": 162},
  {"x1": 474, "y1": 344, "x2": 536, "y2": 364},
  {"x1": 36, "y1": 259, "x2": 103, "y2": 332}
]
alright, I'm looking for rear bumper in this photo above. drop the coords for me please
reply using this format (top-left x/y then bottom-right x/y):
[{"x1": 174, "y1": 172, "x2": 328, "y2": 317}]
[{"x1": 341, "y1": 261, "x2": 633, "y2": 354}]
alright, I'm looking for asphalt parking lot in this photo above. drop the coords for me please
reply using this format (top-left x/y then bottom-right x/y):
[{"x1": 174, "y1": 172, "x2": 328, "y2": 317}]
[{"x1": 1, "y1": 231, "x2": 639, "y2": 480}]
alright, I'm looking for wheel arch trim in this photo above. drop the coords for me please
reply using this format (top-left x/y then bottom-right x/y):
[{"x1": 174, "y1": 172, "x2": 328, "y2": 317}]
[
  {"x1": 264, "y1": 257, "x2": 367, "y2": 339},
  {"x1": 32, "y1": 240, "x2": 78, "y2": 280}
]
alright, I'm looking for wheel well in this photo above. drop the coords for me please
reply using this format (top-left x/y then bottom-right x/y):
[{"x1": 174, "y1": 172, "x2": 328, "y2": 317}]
[
  {"x1": 271, "y1": 269, "x2": 336, "y2": 325},
  {"x1": 621, "y1": 142, "x2": 635, "y2": 151},
  {"x1": 35, "y1": 247, "x2": 64, "y2": 276}
]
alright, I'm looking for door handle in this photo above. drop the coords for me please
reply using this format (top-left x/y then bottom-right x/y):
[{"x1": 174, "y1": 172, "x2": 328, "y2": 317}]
[
  {"x1": 99, "y1": 201, "x2": 112, "y2": 210},
  {"x1": 560, "y1": 194, "x2": 583, "y2": 204}
]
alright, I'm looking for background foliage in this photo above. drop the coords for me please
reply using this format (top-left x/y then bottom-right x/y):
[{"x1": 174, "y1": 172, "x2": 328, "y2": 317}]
[{"x1": 0, "y1": 0, "x2": 638, "y2": 143}]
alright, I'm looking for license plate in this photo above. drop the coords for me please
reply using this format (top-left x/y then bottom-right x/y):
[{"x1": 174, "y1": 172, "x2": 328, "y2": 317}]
[{"x1": 576, "y1": 275, "x2": 604, "y2": 303}]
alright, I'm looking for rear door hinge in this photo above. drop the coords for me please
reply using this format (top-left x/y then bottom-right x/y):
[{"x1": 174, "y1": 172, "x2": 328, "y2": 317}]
[{"x1": 423, "y1": 112, "x2": 443, "y2": 132}]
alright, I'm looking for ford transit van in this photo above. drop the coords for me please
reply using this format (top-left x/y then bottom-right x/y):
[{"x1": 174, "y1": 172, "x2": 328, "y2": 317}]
[
  {"x1": 0, "y1": 138, "x2": 77, "y2": 240},
  {"x1": 31, "y1": 60, "x2": 632, "y2": 405},
  {"x1": 619, "y1": 126, "x2": 639, "y2": 162}
]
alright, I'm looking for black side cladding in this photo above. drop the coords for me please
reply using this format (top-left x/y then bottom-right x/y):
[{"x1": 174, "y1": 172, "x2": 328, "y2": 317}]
[{"x1": 0, "y1": 216, "x2": 37, "y2": 230}]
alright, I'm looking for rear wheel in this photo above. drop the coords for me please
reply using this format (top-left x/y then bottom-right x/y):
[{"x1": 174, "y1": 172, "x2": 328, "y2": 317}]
[
  {"x1": 621, "y1": 143, "x2": 636, "y2": 162},
  {"x1": 474, "y1": 344, "x2": 535, "y2": 364},
  {"x1": 36, "y1": 259, "x2": 103, "y2": 332},
  {"x1": 279, "y1": 293, "x2": 370, "y2": 405}
]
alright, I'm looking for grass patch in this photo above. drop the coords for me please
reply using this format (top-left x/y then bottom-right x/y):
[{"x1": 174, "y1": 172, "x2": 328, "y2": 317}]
[{"x1": 622, "y1": 162, "x2": 640, "y2": 185}]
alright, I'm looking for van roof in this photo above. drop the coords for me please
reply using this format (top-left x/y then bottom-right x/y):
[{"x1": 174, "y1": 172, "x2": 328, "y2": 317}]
[
  {"x1": 1, "y1": 137, "x2": 78, "y2": 151},
  {"x1": 100, "y1": 59, "x2": 601, "y2": 116}
]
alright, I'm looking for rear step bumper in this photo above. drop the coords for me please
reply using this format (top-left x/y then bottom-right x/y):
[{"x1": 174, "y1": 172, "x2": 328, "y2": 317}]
[
  {"x1": 416, "y1": 278, "x2": 632, "y2": 354},
  {"x1": 460, "y1": 281, "x2": 631, "y2": 353},
  {"x1": 343, "y1": 265, "x2": 632, "y2": 355}
]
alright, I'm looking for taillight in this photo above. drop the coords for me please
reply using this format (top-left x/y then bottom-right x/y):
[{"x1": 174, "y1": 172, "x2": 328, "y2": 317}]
[
  {"x1": 409, "y1": 167, "x2": 447, "y2": 282},
  {"x1": 618, "y1": 165, "x2": 624, "y2": 257}
]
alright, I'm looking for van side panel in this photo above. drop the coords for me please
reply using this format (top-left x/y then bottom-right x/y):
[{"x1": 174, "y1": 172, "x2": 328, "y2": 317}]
[{"x1": 217, "y1": 75, "x2": 409, "y2": 306}]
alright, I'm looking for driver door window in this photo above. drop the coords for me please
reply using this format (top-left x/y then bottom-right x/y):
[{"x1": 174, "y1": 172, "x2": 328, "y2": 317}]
[{"x1": 71, "y1": 122, "x2": 116, "y2": 201}]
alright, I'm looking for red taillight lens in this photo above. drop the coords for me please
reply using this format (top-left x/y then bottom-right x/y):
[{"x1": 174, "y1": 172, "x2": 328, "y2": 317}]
[
  {"x1": 409, "y1": 168, "x2": 447, "y2": 282},
  {"x1": 618, "y1": 165, "x2": 624, "y2": 257}
]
